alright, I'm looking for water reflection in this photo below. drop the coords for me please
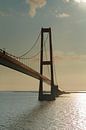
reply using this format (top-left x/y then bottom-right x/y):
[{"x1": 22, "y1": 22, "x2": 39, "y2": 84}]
[
  {"x1": 0, "y1": 93, "x2": 86, "y2": 130},
  {"x1": 71, "y1": 93, "x2": 86, "y2": 129},
  {"x1": 8, "y1": 101, "x2": 55, "y2": 130}
]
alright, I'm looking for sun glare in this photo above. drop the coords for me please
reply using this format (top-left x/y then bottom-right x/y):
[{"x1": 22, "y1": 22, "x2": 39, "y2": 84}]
[
  {"x1": 75, "y1": 0, "x2": 86, "y2": 3},
  {"x1": 75, "y1": 0, "x2": 86, "y2": 8}
]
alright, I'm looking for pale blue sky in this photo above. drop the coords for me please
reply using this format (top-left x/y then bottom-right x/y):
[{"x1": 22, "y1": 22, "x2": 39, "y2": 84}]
[{"x1": 0, "y1": 0, "x2": 86, "y2": 91}]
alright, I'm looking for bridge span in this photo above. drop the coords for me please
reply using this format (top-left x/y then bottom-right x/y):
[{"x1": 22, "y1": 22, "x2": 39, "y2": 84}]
[
  {"x1": 0, "y1": 28, "x2": 61, "y2": 101},
  {"x1": 0, "y1": 49, "x2": 51, "y2": 85}
]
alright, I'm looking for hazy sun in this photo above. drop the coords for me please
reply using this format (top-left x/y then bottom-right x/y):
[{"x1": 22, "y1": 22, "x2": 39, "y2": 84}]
[{"x1": 75, "y1": 0, "x2": 86, "y2": 3}]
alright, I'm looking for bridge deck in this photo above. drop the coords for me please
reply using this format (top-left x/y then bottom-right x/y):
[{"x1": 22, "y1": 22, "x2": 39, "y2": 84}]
[{"x1": 0, "y1": 50, "x2": 51, "y2": 85}]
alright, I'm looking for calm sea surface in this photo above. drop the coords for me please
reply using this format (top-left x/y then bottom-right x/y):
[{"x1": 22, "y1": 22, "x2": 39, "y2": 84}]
[{"x1": 0, "y1": 92, "x2": 86, "y2": 130}]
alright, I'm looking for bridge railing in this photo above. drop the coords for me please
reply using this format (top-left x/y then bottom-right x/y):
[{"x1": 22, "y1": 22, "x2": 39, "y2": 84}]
[
  {"x1": 0, "y1": 48, "x2": 19, "y2": 60},
  {"x1": 0, "y1": 48, "x2": 31, "y2": 68}
]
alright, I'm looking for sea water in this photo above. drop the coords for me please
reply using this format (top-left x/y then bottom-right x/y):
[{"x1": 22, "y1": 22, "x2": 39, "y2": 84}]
[{"x1": 0, "y1": 92, "x2": 86, "y2": 130}]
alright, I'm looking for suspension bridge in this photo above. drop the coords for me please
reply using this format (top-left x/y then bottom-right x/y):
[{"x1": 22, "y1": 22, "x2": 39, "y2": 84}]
[{"x1": 0, "y1": 28, "x2": 61, "y2": 101}]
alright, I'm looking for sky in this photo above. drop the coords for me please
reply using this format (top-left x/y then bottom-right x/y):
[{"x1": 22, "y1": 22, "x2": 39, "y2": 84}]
[{"x1": 0, "y1": 0, "x2": 86, "y2": 91}]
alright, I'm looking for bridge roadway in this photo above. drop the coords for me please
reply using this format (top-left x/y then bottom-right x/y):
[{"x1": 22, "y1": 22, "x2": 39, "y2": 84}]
[{"x1": 0, "y1": 50, "x2": 51, "y2": 85}]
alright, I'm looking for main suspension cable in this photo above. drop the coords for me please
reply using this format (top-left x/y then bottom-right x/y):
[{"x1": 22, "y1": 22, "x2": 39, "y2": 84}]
[
  {"x1": 19, "y1": 31, "x2": 41, "y2": 58},
  {"x1": 19, "y1": 34, "x2": 48, "y2": 60}
]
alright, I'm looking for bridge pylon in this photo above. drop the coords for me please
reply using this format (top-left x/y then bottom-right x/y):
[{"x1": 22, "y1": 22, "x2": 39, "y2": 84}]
[{"x1": 39, "y1": 27, "x2": 57, "y2": 101}]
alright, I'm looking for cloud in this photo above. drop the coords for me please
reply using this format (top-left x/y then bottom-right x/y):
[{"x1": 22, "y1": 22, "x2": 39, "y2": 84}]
[
  {"x1": 26, "y1": 0, "x2": 47, "y2": 17},
  {"x1": 64, "y1": 0, "x2": 86, "y2": 3},
  {"x1": 0, "y1": 11, "x2": 11, "y2": 16},
  {"x1": 64, "y1": 0, "x2": 70, "y2": 2},
  {"x1": 53, "y1": 51, "x2": 86, "y2": 62},
  {"x1": 56, "y1": 12, "x2": 70, "y2": 18},
  {"x1": 74, "y1": 0, "x2": 86, "y2": 3},
  {"x1": 0, "y1": 10, "x2": 25, "y2": 16},
  {"x1": 74, "y1": 0, "x2": 80, "y2": 2}
]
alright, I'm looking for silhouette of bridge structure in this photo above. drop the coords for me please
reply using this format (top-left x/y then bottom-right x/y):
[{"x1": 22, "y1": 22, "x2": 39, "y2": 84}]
[{"x1": 0, "y1": 28, "x2": 59, "y2": 101}]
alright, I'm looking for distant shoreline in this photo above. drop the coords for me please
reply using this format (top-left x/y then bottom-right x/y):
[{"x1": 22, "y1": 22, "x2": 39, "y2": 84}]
[
  {"x1": 0, "y1": 91, "x2": 39, "y2": 93},
  {"x1": 68, "y1": 91, "x2": 86, "y2": 93},
  {"x1": 0, "y1": 91, "x2": 86, "y2": 93}
]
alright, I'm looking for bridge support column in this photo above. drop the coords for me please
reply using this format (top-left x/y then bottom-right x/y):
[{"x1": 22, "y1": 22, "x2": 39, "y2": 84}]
[{"x1": 39, "y1": 27, "x2": 56, "y2": 101}]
